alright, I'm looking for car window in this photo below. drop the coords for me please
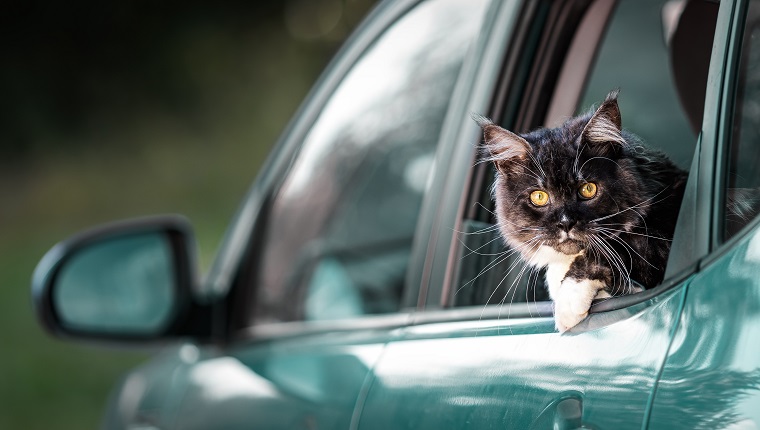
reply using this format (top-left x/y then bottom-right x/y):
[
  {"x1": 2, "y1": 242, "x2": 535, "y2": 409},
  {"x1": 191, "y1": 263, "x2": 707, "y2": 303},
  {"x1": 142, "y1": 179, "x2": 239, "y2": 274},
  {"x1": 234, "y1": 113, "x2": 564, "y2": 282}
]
[
  {"x1": 452, "y1": 0, "x2": 713, "y2": 308},
  {"x1": 249, "y1": 0, "x2": 489, "y2": 323},
  {"x1": 724, "y1": 0, "x2": 760, "y2": 240}
]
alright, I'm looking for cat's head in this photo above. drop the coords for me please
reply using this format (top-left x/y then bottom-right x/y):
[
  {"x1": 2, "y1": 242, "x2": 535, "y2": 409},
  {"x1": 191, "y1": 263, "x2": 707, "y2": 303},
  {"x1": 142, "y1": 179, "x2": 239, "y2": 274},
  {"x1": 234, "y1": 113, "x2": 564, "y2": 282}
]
[{"x1": 476, "y1": 91, "x2": 647, "y2": 262}]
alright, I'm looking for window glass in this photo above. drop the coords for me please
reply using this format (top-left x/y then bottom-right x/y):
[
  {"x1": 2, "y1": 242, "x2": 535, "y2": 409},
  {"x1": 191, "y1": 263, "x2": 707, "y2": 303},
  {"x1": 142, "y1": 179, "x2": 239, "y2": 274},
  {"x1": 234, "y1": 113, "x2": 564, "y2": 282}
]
[
  {"x1": 453, "y1": 0, "x2": 711, "y2": 308},
  {"x1": 251, "y1": 0, "x2": 489, "y2": 323},
  {"x1": 725, "y1": 1, "x2": 760, "y2": 239}
]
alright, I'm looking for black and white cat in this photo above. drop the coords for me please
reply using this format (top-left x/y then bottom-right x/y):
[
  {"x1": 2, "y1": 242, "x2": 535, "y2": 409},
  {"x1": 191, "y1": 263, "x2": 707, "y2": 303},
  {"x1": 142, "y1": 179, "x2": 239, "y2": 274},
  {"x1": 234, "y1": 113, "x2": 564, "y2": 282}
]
[{"x1": 476, "y1": 91, "x2": 687, "y2": 332}]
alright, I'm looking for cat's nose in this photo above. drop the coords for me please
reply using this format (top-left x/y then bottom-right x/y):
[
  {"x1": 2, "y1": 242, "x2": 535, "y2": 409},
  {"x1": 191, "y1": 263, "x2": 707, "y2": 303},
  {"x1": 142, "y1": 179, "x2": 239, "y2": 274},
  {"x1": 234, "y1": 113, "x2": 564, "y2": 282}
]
[{"x1": 557, "y1": 216, "x2": 576, "y2": 232}]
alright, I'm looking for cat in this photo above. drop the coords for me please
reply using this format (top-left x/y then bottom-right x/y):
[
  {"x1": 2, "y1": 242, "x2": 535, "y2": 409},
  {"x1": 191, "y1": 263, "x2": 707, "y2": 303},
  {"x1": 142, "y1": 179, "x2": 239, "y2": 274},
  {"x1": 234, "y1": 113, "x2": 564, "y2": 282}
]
[{"x1": 475, "y1": 90, "x2": 687, "y2": 332}]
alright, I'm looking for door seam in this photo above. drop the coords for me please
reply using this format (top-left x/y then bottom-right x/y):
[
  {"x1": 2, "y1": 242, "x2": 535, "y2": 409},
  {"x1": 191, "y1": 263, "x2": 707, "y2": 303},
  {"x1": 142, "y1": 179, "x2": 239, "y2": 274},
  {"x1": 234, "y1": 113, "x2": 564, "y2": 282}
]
[
  {"x1": 641, "y1": 279, "x2": 691, "y2": 429},
  {"x1": 348, "y1": 320, "x2": 410, "y2": 430}
]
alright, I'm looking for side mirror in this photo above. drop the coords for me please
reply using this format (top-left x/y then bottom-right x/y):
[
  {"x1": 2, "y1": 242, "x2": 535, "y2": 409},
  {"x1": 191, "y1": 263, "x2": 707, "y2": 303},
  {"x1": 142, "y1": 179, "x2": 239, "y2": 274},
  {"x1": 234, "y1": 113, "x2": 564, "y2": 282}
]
[{"x1": 32, "y1": 216, "x2": 199, "y2": 341}]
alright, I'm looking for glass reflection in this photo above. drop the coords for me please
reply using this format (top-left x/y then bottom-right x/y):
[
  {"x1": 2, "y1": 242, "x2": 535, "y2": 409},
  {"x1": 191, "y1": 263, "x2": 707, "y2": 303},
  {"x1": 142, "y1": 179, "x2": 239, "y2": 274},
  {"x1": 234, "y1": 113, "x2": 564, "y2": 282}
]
[
  {"x1": 253, "y1": 0, "x2": 489, "y2": 323},
  {"x1": 54, "y1": 233, "x2": 175, "y2": 334},
  {"x1": 725, "y1": 2, "x2": 760, "y2": 238}
]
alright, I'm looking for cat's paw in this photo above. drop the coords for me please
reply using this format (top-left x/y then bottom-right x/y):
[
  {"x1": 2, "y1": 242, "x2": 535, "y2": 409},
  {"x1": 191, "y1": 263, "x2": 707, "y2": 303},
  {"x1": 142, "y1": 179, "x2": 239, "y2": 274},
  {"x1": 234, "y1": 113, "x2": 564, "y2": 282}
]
[{"x1": 553, "y1": 278, "x2": 606, "y2": 333}]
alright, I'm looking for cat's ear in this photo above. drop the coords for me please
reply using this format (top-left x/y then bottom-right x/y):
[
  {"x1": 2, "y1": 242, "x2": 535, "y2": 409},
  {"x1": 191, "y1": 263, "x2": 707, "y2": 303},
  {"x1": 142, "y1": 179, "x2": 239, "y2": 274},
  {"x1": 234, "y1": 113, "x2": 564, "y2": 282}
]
[
  {"x1": 472, "y1": 115, "x2": 530, "y2": 163},
  {"x1": 581, "y1": 90, "x2": 626, "y2": 147}
]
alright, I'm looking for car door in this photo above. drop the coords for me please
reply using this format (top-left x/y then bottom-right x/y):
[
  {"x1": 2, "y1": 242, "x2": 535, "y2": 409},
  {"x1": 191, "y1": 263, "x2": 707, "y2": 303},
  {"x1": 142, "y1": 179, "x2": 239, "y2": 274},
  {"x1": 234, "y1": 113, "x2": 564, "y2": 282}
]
[
  {"x1": 98, "y1": 1, "x2": 493, "y2": 429},
  {"x1": 355, "y1": 0, "x2": 722, "y2": 428},
  {"x1": 649, "y1": 0, "x2": 760, "y2": 427}
]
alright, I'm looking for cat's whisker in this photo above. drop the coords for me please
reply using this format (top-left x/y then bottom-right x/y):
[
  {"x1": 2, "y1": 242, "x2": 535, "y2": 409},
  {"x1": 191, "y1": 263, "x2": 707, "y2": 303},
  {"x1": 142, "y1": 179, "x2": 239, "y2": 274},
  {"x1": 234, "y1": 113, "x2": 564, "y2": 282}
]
[
  {"x1": 589, "y1": 188, "x2": 669, "y2": 223},
  {"x1": 456, "y1": 237, "x2": 543, "y2": 297},
  {"x1": 527, "y1": 153, "x2": 548, "y2": 180},
  {"x1": 600, "y1": 238, "x2": 635, "y2": 295},
  {"x1": 495, "y1": 240, "x2": 544, "y2": 331},
  {"x1": 595, "y1": 222, "x2": 649, "y2": 229},
  {"x1": 454, "y1": 249, "x2": 520, "y2": 296},
  {"x1": 573, "y1": 142, "x2": 589, "y2": 176},
  {"x1": 525, "y1": 264, "x2": 541, "y2": 317},
  {"x1": 520, "y1": 169, "x2": 545, "y2": 185},
  {"x1": 600, "y1": 233, "x2": 635, "y2": 275},
  {"x1": 494, "y1": 216, "x2": 546, "y2": 230},
  {"x1": 590, "y1": 235, "x2": 632, "y2": 294},
  {"x1": 486, "y1": 160, "x2": 543, "y2": 184},
  {"x1": 588, "y1": 236, "x2": 618, "y2": 290},
  {"x1": 479, "y1": 240, "x2": 543, "y2": 324},
  {"x1": 578, "y1": 156, "x2": 623, "y2": 177},
  {"x1": 605, "y1": 185, "x2": 653, "y2": 241},
  {"x1": 497, "y1": 260, "x2": 528, "y2": 320},
  {"x1": 598, "y1": 229, "x2": 658, "y2": 270},
  {"x1": 458, "y1": 237, "x2": 511, "y2": 258},
  {"x1": 595, "y1": 238, "x2": 626, "y2": 295},
  {"x1": 593, "y1": 222, "x2": 656, "y2": 239},
  {"x1": 459, "y1": 227, "x2": 547, "y2": 258},
  {"x1": 591, "y1": 226, "x2": 671, "y2": 241},
  {"x1": 474, "y1": 202, "x2": 498, "y2": 217},
  {"x1": 630, "y1": 207, "x2": 651, "y2": 237},
  {"x1": 500, "y1": 253, "x2": 536, "y2": 325},
  {"x1": 453, "y1": 223, "x2": 501, "y2": 235}
]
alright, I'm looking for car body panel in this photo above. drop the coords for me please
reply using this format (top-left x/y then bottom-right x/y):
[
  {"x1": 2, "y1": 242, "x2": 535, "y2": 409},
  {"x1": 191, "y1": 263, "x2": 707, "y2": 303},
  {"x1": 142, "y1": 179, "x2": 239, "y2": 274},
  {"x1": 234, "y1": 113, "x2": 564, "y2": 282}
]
[
  {"x1": 356, "y1": 287, "x2": 687, "y2": 429},
  {"x1": 648, "y1": 0, "x2": 760, "y2": 427},
  {"x1": 100, "y1": 322, "x2": 410, "y2": 429},
  {"x1": 649, "y1": 220, "x2": 760, "y2": 429},
  {"x1": 171, "y1": 331, "x2": 393, "y2": 429}
]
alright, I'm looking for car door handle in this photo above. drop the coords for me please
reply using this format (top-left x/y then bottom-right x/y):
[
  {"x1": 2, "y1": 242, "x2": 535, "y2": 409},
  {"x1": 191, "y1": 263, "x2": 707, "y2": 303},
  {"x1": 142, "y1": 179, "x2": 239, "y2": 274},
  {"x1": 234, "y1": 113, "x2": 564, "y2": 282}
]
[
  {"x1": 530, "y1": 392, "x2": 596, "y2": 430},
  {"x1": 554, "y1": 396, "x2": 583, "y2": 430}
]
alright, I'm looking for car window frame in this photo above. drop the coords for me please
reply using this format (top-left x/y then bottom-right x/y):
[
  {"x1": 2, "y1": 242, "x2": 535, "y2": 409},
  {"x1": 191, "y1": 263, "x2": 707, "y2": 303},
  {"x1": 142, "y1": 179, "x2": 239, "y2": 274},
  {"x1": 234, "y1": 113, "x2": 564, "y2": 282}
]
[
  {"x1": 422, "y1": 0, "x2": 736, "y2": 321},
  {"x1": 422, "y1": 0, "x2": 606, "y2": 314},
  {"x1": 403, "y1": 0, "x2": 524, "y2": 311}
]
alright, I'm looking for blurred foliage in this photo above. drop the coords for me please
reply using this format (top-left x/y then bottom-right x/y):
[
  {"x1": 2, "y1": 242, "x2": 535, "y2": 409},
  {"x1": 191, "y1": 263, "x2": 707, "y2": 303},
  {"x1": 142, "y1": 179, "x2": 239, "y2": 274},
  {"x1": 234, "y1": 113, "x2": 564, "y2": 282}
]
[{"x1": 0, "y1": 0, "x2": 376, "y2": 428}]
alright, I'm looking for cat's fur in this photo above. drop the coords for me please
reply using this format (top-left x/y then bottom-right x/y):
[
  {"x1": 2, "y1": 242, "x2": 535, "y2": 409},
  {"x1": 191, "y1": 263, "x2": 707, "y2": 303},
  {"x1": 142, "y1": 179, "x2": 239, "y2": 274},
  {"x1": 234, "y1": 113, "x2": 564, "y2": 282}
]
[{"x1": 476, "y1": 91, "x2": 687, "y2": 332}]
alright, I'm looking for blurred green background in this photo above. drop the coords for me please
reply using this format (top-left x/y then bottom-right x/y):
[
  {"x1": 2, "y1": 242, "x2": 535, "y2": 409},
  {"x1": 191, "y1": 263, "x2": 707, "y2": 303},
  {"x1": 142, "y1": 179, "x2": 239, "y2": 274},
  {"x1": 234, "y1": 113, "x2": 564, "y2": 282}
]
[{"x1": 0, "y1": 0, "x2": 376, "y2": 428}]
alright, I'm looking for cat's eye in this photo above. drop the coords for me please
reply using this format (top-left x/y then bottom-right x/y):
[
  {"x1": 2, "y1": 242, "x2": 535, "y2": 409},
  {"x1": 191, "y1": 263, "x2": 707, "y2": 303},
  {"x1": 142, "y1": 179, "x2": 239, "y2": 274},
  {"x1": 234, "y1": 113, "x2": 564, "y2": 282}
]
[
  {"x1": 579, "y1": 182, "x2": 598, "y2": 199},
  {"x1": 530, "y1": 190, "x2": 549, "y2": 206}
]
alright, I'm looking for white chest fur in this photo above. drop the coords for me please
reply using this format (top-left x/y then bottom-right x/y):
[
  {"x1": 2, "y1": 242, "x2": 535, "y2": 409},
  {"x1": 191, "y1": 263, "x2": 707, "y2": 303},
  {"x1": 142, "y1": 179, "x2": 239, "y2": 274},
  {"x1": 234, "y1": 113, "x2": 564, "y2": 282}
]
[{"x1": 530, "y1": 245, "x2": 583, "y2": 301}]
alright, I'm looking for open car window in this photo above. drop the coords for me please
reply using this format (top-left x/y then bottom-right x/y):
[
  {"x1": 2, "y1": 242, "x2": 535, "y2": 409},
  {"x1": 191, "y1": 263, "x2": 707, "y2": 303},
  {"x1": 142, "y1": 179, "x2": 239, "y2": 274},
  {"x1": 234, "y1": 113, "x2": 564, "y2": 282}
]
[{"x1": 450, "y1": 0, "x2": 717, "y2": 310}]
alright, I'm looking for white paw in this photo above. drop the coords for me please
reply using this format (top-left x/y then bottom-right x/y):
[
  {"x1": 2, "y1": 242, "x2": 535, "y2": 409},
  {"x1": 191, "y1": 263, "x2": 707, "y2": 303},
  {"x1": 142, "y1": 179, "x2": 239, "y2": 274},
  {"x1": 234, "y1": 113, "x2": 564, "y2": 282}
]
[{"x1": 553, "y1": 278, "x2": 606, "y2": 333}]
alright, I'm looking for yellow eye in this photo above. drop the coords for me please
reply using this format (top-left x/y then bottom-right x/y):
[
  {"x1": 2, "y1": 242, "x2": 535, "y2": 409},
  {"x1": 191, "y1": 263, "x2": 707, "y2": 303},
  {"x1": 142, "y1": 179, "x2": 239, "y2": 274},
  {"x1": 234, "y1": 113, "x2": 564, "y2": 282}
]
[
  {"x1": 579, "y1": 182, "x2": 598, "y2": 199},
  {"x1": 530, "y1": 190, "x2": 550, "y2": 206}
]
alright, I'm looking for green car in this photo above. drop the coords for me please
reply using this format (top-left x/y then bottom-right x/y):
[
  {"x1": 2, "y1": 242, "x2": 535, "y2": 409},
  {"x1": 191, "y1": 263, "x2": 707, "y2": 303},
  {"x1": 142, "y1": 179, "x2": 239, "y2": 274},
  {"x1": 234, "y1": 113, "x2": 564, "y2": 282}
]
[{"x1": 31, "y1": 0, "x2": 760, "y2": 428}]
